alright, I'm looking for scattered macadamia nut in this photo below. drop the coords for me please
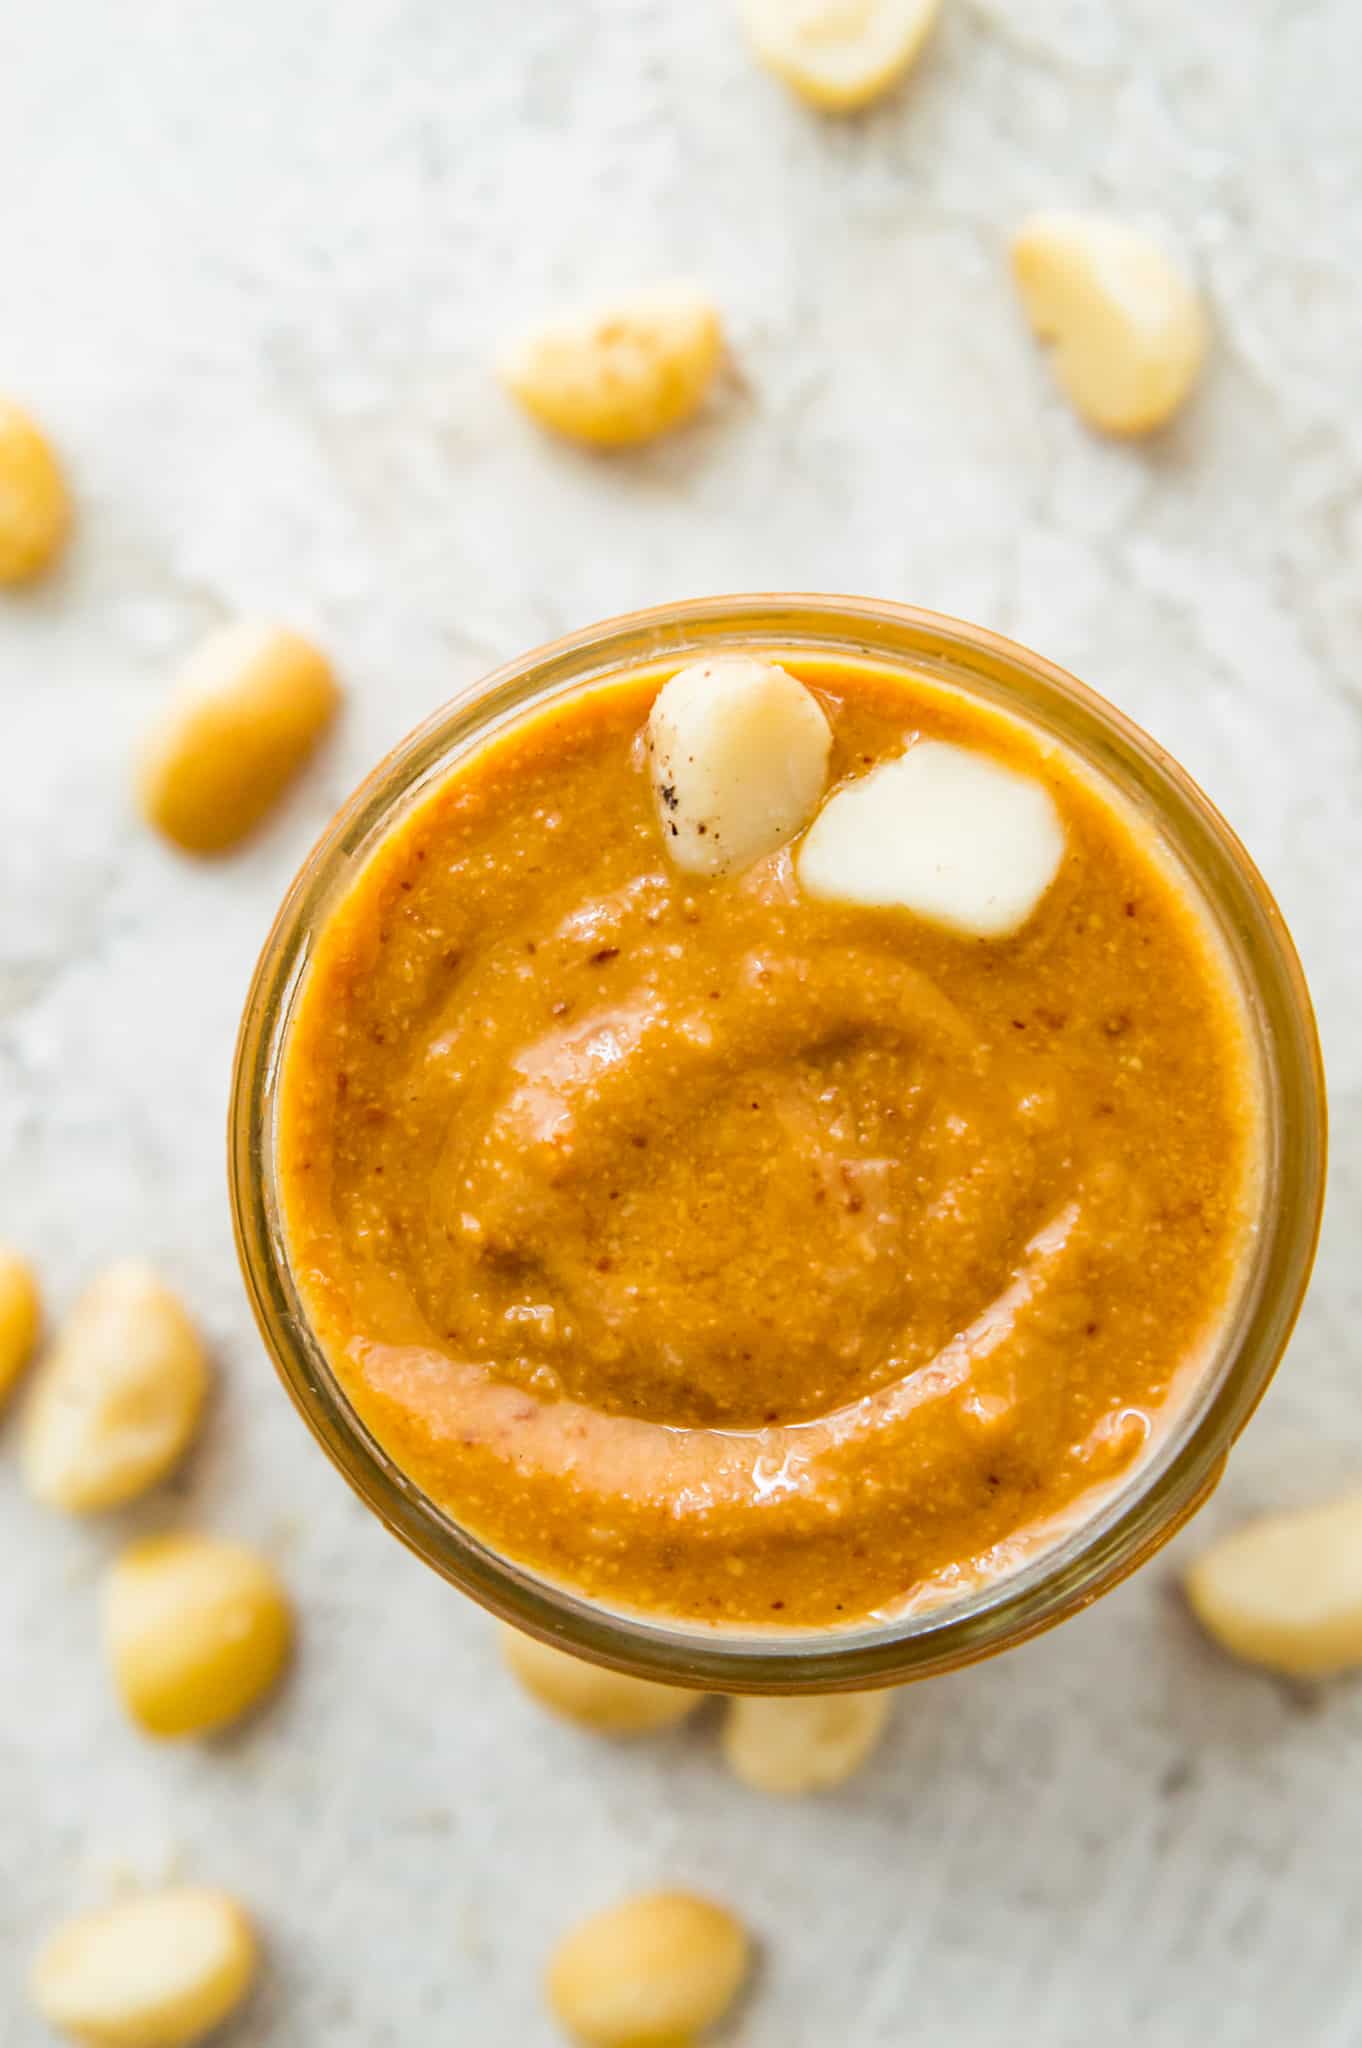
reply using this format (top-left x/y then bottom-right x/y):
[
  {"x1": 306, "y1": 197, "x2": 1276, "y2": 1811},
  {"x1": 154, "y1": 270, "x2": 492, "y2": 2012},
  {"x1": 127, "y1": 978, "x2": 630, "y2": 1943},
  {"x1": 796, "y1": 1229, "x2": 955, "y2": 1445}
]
[
  {"x1": 0, "y1": 1245, "x2": 41, "y2": 1407},
  {"x1": 500, "y1": 285, "x2": 723, "y2": 448},
  {"x1": 0, "y1": 398, "x2": 70, "y2": 584},
  {"x1": 737, "y1": 0, "x2": 941, "y2": 113},
  {"x1": 137, "y1": 621, "x2": 339, "y2": 856},
  {"x1": 721, "y1": 1689, "x2": 893, "y2": 1794},
  {"x1": 1186, "y1": 1495, "x2": 1362, "y2": 1678},
  {"x1": 647, "y1": 656, "x2": 831, "y2": 876},
  {"x1": 31, "y1": 1888, "x2": 257, "y2": 2048},
  {"x1": 21, "y1": 1262, "x2": 209, "y2": 1513},
  {"x1": 105, "y1": 1533, "x2": 294, "y2": 1739},
  {"x1": 798, "y1": 738, "x2": 1066, "y2": 937},
  {"x1": 1010, "y1": 211, "x2": 1208, "y2": 435},
  {"x1": 547, "y1": 1890, "x2": 750, "y2": 2048},
  {"x1": 500, "y1": 1626, "x2": 702, "y2": 1736}
]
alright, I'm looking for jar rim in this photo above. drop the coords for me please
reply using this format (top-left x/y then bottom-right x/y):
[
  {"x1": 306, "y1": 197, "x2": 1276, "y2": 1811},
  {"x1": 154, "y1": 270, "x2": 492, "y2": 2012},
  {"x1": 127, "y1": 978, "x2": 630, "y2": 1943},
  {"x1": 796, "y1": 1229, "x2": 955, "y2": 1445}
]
[{"x1": 228, "y1": 593, "x2": 1326, "y2": 1691}]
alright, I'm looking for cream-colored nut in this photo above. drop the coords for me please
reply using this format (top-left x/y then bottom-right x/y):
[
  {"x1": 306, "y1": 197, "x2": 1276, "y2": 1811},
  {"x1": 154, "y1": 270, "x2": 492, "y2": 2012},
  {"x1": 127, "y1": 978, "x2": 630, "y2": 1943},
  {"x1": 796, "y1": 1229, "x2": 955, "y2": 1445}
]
[
  {"x1": 798, "y1": 739, "x2": 1066, "y2": 937},
  {"x1": 721, "y1": 1690, "x2": 892, "y2": 1794},
  {"x1": 736, "y1": 0, "x2": 940, "y2": 113},
  {"x1": 31, "y1": 1888, "x2": 257, "y2": 2048},
  {"x1": 500, "y1": 285, "x2": 723, "y2": 448},
  {"x1": 105, "y1": 1533, "x2": 293, "y2": 1739},
  {"x1": 547, "y1": 1891, "x2": 750, "y2": 2048},
  {"x1": 0, "y1": 1245, "x2": 41, "y2": 1407},
  {"x1": 1185, "y1": 1494, "x2": 1362, "y2": 1678},
  {"x1": 22, "y1": 1263, "x2": 209, "y2": 1513},
  {"x1": 137, "y1": 621, "x2": 339, "y2": 856},
  {"x1": 500, "y1": 1626, "x2": 701, "y2": 1736},
  {"x1": 0, "y1": 398, "x2": 70, "y2": 584},
  {"x1": 647, "y1": 656, "x2": 832, "y2": 877},
  {"x1": 1010, "y1": 211, "x2": 1208, "y2": 435}
]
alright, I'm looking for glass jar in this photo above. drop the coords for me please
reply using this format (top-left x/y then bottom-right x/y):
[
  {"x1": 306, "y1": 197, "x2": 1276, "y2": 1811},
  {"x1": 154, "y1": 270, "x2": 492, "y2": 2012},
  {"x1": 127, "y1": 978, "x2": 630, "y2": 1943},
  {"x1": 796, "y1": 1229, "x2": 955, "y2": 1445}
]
[{"x1": 229, "y1": 595, "x2": 1326, "y2": 1692}]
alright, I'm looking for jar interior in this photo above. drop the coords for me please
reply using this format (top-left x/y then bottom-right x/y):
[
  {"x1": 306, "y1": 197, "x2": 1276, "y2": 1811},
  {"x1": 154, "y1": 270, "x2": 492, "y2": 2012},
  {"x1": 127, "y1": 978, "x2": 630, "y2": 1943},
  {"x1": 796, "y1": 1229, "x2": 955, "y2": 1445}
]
[{"x1": 231, "y1": 598, "x2": 1323, "y2": 1690}]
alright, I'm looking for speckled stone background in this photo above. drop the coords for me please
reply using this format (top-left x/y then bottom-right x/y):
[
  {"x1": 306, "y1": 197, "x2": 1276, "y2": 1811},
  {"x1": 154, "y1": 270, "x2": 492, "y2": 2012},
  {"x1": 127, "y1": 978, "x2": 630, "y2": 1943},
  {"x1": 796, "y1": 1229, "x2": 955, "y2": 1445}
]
[{"x1": 2, "y1": 3, "x2": 1360, "y2": 2043}]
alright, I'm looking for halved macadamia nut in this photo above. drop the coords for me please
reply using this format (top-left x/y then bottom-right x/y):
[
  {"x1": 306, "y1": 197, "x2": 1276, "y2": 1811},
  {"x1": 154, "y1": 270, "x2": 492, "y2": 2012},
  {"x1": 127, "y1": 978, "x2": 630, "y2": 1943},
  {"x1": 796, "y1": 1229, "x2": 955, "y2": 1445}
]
[
  {"x1": 798, "y1": 738, "x2": 1065, "y2": 937},
  {"x1": 0, "y1": 398, "x2": 70, "y2": 584},
  {"x1": 1011, "y1": 211, "x2": 1208, "y2": 435},
  {"x1": 500, "y1": 285, "x2": 723, "y2": 448},
  {"x1": 105, "y1": 1533, "x2": 294, "y2": 1739},
  {"x1": 647, "y1": 656, "x2": 831, "y2": 876},
  {"x1": 547, "y1": 1890, "x2": 750, "y2": 2048},
  {"x1": 137, "y1": 621, "x2": 339, "y2": 856},
  {"x1": 21, "y1": 1262, "x2": 209, "y2": 1513},
  {"x1": 31, "y1": 1887, "x2": 258, "y2": 2048},
  {"x1": 721, "y1": 1690, "x2": 893, "y2": 1794},
  {"x1": 736, "y1": 0, "x2": 941, "y2": 113},
  {"x1": 1186, "y1": 1495, "x2": 1362, "y2": 1678},
  {"x1": 0, "y1": 1245, "x2": 41, "y2": 1407},
  {"x1": 500, "y1": 1626, "x2": 702, "y2": 1736}
]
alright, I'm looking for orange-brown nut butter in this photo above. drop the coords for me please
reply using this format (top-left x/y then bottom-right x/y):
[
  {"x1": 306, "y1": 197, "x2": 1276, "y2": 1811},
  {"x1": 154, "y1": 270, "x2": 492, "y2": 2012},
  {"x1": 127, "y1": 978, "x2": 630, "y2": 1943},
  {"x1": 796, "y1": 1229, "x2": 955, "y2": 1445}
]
[{"x1": 278, "y1": 659, "x2": 1257, "y2": 1627}]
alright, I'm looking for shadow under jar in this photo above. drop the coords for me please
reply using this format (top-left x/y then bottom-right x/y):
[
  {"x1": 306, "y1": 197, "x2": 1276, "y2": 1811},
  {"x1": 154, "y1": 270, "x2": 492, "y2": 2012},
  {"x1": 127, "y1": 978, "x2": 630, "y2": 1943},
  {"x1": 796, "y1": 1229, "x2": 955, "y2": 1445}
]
[{"x1": 230, "y1": 596, "x2": 1325, "y2": 1693}]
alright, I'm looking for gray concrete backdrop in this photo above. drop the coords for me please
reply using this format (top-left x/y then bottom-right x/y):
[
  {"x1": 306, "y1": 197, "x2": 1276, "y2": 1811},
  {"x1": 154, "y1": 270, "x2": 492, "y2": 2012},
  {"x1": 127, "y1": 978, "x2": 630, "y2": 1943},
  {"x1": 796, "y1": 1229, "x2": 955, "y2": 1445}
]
[{"x1": 2, "y1": 2, "x2": 1360, "y2": 2042}]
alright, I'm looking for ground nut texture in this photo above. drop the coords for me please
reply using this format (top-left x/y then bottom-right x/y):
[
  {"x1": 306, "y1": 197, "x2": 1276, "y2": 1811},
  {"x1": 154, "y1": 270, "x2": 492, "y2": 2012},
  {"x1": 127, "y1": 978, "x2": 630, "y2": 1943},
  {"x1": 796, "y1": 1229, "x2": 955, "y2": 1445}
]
[
  {"x1": 2, "y1": 4, "x2": 1360, "y2": 2045},
  {"x1": 281, "y1": 666, "x2": 1253, "y2": 1624}
]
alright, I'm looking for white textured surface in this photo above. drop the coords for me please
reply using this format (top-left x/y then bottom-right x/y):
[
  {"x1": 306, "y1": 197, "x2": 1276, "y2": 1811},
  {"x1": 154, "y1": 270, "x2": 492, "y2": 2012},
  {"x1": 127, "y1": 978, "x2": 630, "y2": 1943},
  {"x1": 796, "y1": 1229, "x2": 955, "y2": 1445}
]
[{"x1": 2, "y1": 3, "x2": 1360, "y2": 2044}]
